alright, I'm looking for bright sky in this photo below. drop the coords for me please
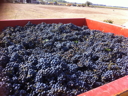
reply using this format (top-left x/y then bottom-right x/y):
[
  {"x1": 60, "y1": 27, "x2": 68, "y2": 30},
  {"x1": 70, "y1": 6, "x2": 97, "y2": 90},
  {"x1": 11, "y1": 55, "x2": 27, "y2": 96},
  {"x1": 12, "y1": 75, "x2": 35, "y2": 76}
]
[{"x1": 66, "y1": 0, "x2": 128, "y2": 7}]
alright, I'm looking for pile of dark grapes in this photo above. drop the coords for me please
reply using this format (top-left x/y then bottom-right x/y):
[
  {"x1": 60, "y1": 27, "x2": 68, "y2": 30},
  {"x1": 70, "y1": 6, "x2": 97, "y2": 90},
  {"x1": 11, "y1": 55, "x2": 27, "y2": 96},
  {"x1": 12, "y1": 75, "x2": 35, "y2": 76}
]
[{"x1": 0, "y1": 21, "x2": 128, "y2": 96}]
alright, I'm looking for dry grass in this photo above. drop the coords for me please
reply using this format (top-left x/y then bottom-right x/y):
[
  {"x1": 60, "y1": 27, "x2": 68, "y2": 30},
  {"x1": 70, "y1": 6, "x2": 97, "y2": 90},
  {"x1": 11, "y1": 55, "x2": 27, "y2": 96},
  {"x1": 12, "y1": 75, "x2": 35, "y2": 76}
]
[{"x1": 1, "y1": 3, "x2": 128, "y2": 25}]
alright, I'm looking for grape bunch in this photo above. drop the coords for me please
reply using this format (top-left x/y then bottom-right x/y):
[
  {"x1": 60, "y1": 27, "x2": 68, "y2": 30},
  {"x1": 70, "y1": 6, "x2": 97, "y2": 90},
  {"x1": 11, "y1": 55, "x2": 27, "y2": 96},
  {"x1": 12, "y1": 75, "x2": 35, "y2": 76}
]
[{"x1": 0, "y1": 21, "x2": 128, "y2": 96}]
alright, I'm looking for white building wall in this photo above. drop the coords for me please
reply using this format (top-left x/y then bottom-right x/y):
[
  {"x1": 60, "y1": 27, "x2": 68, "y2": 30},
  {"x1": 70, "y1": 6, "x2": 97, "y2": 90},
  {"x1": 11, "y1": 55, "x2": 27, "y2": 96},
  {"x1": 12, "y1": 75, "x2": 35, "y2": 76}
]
[{"x1": 23, "y1": 0, "x2": 27, "y2": 3}]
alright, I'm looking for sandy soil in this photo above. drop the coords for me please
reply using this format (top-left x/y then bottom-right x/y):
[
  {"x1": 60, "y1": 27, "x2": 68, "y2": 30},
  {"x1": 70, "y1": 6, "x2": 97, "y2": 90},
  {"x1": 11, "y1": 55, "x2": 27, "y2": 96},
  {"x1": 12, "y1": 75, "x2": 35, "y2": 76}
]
[{"x1": 0, "y1": 3, "x2": 128, "y2": 25}]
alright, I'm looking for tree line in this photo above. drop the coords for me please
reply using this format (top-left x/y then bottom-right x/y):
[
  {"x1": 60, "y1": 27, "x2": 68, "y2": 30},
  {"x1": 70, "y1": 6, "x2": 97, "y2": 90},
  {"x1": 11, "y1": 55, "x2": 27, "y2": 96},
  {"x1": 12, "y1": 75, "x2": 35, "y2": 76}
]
[{"x1": 4, "y1": 0, "x2": 92, "y2": 7}]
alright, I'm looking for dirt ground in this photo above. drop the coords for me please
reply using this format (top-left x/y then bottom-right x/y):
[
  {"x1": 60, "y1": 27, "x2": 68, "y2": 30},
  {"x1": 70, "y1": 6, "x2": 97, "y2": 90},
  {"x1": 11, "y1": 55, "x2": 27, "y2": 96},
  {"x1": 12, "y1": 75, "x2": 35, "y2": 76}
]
[{"x1": 1, "y1": 3, "x2": 128, "y2": 25}]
